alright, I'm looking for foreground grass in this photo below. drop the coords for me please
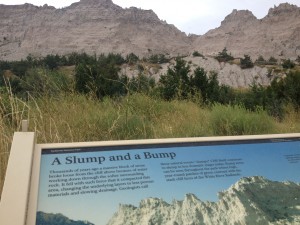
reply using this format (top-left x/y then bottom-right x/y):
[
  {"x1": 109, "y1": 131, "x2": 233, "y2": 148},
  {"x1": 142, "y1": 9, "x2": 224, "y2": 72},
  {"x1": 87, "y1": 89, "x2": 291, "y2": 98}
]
[{"x1": 1, "y1": 93, "x2": 300, "y2": 198}]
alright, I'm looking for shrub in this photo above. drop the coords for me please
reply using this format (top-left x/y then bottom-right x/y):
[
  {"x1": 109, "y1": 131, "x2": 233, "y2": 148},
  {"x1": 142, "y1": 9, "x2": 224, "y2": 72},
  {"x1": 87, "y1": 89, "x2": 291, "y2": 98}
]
[
  {"x1": 126, "y1": 53, "x2": 139, "y2": 65},
  {"x1": 267, "y1": 56, "x2": 278, "y2": 65},
  {"x1": 43, "y1": 54, "x2": 60, "y2": 70},
  {"x1": 192, "y1": 51, "x2": 204, "y2": 58},
  {"x1": 215, "y1": 48, "x2": 234, "y2": 62},
  {"x1": 255, "y1": 55, "x2": 266, "y2": 65},
  {"x1": 282, "y1": 59, "x2": 295, "y2": 69},
  {"x1": 273, "y1": 71, "x2": 300, "y2": 109},
  {"x1": 240, "y1": 55, "x2": 254, "y2": 69},
  {"x1": 296, "y1": 56, "x2": 300, "y2": 64},
  {"x1": 147, "y1": 54, "x2": 170, "y2": 64},
  {"x1": 20, "y1": 68, "x2": 73, "y2": 97},
  {"x1": 159, "y1": 57, "x2": 191, "y2": 100},
  {"x1": 75, "y1": 55, "x2": 125, "y2": 99},
  {"x1": 126, "y1": 74, "x2": 155, "y2": 94}
]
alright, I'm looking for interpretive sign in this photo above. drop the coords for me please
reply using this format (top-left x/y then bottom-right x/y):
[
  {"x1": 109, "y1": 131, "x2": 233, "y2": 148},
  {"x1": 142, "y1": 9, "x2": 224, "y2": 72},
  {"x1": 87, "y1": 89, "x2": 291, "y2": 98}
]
[
  {"x1": 30, "y1": 135, "x2": 300, "y2": 225},
  {"x1": 1, "y1": 134, "x2": 300, "y2": 225}
]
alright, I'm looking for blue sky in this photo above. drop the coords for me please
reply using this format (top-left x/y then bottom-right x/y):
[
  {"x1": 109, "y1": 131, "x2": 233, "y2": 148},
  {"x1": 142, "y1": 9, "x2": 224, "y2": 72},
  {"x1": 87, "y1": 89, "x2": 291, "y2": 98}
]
[
  {"x1": 0, "y1": 0, "x2": 299, "y2": 34},
  {"x1": 37, "y1": 140, "x2": 300, "y2": 225}
]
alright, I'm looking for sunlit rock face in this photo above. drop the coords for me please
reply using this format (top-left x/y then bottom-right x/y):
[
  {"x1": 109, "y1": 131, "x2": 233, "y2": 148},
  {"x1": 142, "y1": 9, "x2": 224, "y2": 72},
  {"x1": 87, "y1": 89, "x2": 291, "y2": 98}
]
[{"x1": 107, "y1": 176, "x2": 300, "y2": 225}]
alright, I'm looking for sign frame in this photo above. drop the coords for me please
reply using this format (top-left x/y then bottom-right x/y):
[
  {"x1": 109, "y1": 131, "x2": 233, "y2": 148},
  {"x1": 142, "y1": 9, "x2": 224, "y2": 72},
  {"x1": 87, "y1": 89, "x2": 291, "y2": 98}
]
[{"x1": 1, "y1": 133, "x2": 300, "y2": 225}]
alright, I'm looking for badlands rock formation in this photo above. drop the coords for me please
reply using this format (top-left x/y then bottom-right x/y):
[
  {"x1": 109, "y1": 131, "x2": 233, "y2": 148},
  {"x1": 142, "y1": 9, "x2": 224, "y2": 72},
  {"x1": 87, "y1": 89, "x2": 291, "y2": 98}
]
[
  {"x1": 123, "y1": 56, "x2": 272, "y2": 88},
  {"x1": 0, "y1": 0, "x2": 190, "y2": 60},
  {"x1": 0, "y1": 1, "x2": 299, "y2": 61},
  {"x1": 107, "y1": 176, "x2": 300, "y2": 225},
  {"x1": 192, "y1": 3, "x2": 300, "y2": 59}
]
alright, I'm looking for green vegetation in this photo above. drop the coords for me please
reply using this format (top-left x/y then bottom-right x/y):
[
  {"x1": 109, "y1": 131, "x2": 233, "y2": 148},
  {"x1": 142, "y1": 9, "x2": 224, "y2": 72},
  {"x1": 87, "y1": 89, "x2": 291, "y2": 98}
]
[
  {"x1": 255, "y1": 55, "x2": 266, "y2": 65},
  {"x1": 267, "y1": 56, "x2": 278, "y2": 65},
  {"x1": 214, "y1": 48, "x2": 234, "y2": 63},
  {"x1": 1, "y1": 52, "x2": 300, "y2": 198},
  {"x1": 240, "y1": 55, "x2": 254, "y2": 69},
  {"x1": 192, "y1": 51, "x2": 205, "y2": 58},
  {"x1": 282, "y1": 59, "x2": 295, "y2": 69},
  {"x1": 36, "y1": 211, "x2": 94, "y2": 225},
  {"x1": 146, "y1": 54, "x2": 170, "y2": 64}
]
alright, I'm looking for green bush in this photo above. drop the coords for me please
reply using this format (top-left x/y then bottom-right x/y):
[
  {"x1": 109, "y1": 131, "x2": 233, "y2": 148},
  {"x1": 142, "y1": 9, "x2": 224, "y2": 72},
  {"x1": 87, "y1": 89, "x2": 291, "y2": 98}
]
[
  {"x1": 255, "y1": 55, "x2": 266, "y2": 65},
  {"x1": 215, "y1": 48, "x2": 234, "y2": 62},
  {"x1": 282, "y1": 59, "x2": 295, "y2": 69},
  {"x1": 75, "y1": 55, "x2": 126, "y2": 99},
  {"x1": 240, "y1": 55, "x2": 254, "y2": 69},
  {"x1": 272, "y1": 71, "x2": 300, "y2": 109},
  {"x1": 296, "y1": 56, "x2": 300, "y2": 64},
  {"x1": 126, "y1": 53, "x2": 139, "y2": 65},
  {"x1": 147, "y1": 54, "x2": 170, "y2": 64},
  {"x1": 20, "y1": 68, "x2": 73, "y2": 97},
  {"x1": 192, "y1": 51, "x2": 204, "y2": 58},
  {"x1": 159, "y1": 57, "x2": 191, "y2": 100},
  {"x1": 266, "y1": 56, "x2": 278, "y2": 65},
  {"x1": 126, "y1": 74, "x2": 155, "y2": 94}
]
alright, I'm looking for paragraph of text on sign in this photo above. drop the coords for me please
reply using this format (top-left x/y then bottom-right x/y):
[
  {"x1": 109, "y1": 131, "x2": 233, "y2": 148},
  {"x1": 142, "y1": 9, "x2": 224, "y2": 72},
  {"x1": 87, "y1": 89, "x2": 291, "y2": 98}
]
[
  {"x1": 161, "y1": 158, "x2": 244, "y2": 182},
  {"x1": 47, "y1": 164, "x2": 154, "y2": 197}
]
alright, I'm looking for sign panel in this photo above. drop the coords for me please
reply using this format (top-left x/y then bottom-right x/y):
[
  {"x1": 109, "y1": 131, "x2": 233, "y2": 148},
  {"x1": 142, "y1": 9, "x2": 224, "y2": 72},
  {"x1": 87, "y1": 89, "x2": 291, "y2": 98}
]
[{"x1": 31, "y1": 136, "x2": 300, "y2": 225}]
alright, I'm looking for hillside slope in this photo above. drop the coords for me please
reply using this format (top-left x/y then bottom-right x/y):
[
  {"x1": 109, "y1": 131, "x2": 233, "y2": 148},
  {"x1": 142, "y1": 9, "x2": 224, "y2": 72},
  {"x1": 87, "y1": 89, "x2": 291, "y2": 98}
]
[
  {"x1": 192, "y1": 3, "x2": 300, "y2": 59},
  {"x1": 0, "y1": 1, "x2": 299, "y2": 61},
  {"x1": 107, "y1": 176, "x2": 300, "y2": 225}
]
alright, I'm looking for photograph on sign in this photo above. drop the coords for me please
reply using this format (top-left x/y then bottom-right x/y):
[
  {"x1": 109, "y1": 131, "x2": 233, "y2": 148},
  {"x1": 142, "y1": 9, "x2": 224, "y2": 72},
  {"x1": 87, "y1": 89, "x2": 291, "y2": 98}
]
[{"x1": 35, "y1": 138, "x2": 300, "y2": 225}]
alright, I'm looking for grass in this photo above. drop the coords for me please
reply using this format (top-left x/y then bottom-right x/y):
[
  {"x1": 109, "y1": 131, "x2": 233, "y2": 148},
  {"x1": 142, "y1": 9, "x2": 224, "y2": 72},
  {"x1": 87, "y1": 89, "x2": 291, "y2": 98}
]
[
  {"x1": 1, "y1": 92, "x2": 300, "y2": 198},
  {"x1": 210, "y1": 104, "x2": 275, "y2": 135}
]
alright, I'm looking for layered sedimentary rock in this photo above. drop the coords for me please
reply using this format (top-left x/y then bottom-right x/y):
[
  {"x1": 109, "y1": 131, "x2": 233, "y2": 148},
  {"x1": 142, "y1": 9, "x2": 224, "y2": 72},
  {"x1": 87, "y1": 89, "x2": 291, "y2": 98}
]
[
  {"x1": 0, "y1": 1, "x2": 299, "y2": 61},
  {"x1": 107, "y1": 176, "x2": 300, "y2": 225},
  {"x1": 192, "y1": 3, "x2": 300, "y2": 59}
]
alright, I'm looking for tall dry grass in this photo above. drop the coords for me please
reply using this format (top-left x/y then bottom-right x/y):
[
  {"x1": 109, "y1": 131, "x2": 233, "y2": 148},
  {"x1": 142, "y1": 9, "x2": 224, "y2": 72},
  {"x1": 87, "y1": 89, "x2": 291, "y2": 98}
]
[
  {"x1": 0, "y1": 83, "x2": 30, "y2": 198},
  {"x1": 1, "y1": 91, "x2": 300, "y2": 198}
]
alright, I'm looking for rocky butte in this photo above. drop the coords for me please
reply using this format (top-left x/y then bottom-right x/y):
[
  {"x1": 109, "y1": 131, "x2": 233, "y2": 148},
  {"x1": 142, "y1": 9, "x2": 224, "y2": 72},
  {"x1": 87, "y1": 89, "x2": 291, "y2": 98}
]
[
  {"x1": 0, "y1": 0, "x2": 190, "y2": 60},
  {"x1": 192, "y1": 3, "x2": 300, "y2": 59},
  {"x1": 0, "y1": 1, "x2": 299, "y2": 61},
  {"x1": 106, "y1": 176, "x2": 300, "y2": 225}
]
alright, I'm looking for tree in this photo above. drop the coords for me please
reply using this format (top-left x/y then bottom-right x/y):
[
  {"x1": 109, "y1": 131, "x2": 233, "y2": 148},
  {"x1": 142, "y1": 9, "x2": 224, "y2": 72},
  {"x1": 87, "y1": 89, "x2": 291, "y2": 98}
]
[
  {"x1": 215, "y1": 48, "x2": 234, "y2": 62},
  {"x1": 43, "y1": 54, "x2": 60, "y2": 70},
  {"x1": 159, "y1": 57, "x2": 191, "y2": 100},
  {"x1": 296, "y1": 56, "x2": 300, "y2": 64},
  {"x1": 126, "y1": 53, "x2": 139, "y2": 65},
  {"x1": 127, "y1": 74, "x2": 155, "y2": 94},
  {"x1": 272, "y1": 71, "x2": 300, "y2": 109},
  {"x1": 192, "y1": 51, "x2": 204, "y2": 58},
  {"x1": 240, "y1": 55, "x2": 254, "y2": 69},
  {"x1": 190, "y1": 67, "x2": 208, "y2": 101},
  {"x1": 75, "y1": 55, "x2": 125, "y2": 99},
  {"x1": 255, "y1": 55, "x2": 266, "y2": 65},
  {"x1": 282, "y1": 59, "x2": 295, "y2": 69},
  {"x1": 147, "y1": 54, "x2": 170, "y2": 64},
  {"x1": 267, "y1": 56, "x2": 278, "y2": 65}
]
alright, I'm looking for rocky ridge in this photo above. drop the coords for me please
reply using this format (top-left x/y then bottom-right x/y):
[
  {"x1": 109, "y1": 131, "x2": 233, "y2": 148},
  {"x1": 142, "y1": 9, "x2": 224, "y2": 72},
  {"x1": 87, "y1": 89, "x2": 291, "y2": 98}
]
[
  {"x1": 106, "y1": 176, "x2": 300, "y2": 225},
  {"x1": 0, "y1": 1, "x2": 299, "y2": 61},
  {"x1": 192, "y1": 3, "x2": 300, "y2": 59},
  {"x1": 0, "y1": 0, "x2": 190, "y2": 60},
  {"x1": 122, "y1": 56, "x2": 272, "y2": 88}
]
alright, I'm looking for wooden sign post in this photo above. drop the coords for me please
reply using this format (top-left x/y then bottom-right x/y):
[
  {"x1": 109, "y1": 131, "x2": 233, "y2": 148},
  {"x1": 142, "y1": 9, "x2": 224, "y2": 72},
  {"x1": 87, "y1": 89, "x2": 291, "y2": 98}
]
[{"x1": 0, "y1": 132, "x2": 35, "y2": 225}]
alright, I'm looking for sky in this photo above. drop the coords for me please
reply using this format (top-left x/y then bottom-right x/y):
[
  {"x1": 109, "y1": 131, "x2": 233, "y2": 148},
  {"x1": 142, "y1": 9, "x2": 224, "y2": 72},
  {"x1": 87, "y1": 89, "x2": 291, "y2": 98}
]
[
  {"x1": 37, "y1": 140, "x2": 300, "y2": 225},
  {"x1": 0, "y1": 0, "x2": 300, "y2": 34}
]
